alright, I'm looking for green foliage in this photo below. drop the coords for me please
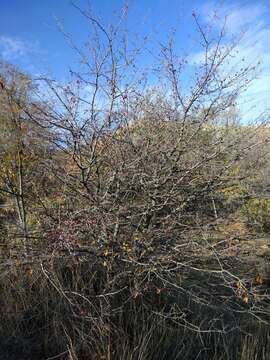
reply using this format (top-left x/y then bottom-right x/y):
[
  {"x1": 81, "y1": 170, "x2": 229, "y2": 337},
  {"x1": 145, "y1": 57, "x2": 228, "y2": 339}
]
[
  {"x1": 220, "y1": 184, "x2": 249, "y2": 206},
  {"x1": 242, "y1": 198, "x2": 270, "y2": 232}
]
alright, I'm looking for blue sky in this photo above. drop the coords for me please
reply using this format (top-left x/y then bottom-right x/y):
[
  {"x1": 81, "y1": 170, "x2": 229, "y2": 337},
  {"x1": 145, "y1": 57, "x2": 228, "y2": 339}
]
[
  {"x1": 0, "y1": 0, "x2": 203, "y2": 76},
  {"x1": 0, "y1": 0, "x2": 270, "y2": 120}
]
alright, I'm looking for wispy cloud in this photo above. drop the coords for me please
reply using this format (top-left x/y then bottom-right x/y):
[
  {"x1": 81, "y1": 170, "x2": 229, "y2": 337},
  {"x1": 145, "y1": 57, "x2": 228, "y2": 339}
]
[
  {"x1": 193, "y1": 1, "x2": 270, "y2": 122},
  {"x1": 0, "y1": 35, "x2": 39, "y2": 61},
  {"x1": 201, "y1": 2, "x2": 266, "y2": 34},
  {"x1": 0, "y1": 35, "x2": 45, "y2": 76}
]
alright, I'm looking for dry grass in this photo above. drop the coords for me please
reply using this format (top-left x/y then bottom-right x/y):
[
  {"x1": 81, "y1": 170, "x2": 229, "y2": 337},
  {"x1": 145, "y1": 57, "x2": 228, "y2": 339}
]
[{"x1": 1, "y1": 256, "x2": 270, "y2": 360}]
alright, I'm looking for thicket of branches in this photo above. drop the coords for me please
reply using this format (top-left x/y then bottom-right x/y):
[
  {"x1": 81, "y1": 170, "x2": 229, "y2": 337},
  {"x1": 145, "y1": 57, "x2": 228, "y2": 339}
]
[{"x1": 0, "y1": 6, "x2": 270, "y2": 360}]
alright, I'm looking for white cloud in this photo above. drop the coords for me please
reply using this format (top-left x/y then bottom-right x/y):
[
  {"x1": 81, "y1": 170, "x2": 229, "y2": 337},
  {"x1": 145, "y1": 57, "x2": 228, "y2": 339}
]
[
  {"x1": 192, "y1": 2, "x2": 270, "y2": 122},
  {"x1": 201, "y1": 2, "x2": 266, "y2": 34},
  {"x1": 0, "y1": 35, "x2": 39, "y2": 61}
]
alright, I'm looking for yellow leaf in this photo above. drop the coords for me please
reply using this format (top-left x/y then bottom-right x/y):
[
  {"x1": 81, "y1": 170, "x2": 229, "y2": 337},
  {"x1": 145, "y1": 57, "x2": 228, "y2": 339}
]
[
  {"x1": 236, "y1": 280, "x2": 243, "y2": 289},
  {"x1": 254, "y1": 274, "x2": 263, "y2": 285}
]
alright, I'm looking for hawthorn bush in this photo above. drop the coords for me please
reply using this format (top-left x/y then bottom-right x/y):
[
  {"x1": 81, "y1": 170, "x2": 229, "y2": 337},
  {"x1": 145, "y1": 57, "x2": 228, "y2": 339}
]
[{"x1": 0, "y1": 5, "x2": 270, "y2": 359}]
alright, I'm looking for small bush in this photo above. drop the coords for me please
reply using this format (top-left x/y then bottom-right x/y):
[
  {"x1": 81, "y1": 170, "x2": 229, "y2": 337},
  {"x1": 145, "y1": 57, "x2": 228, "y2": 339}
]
[{"x1": 242, "y1": 198, "x2": 270, "y2": 232}]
